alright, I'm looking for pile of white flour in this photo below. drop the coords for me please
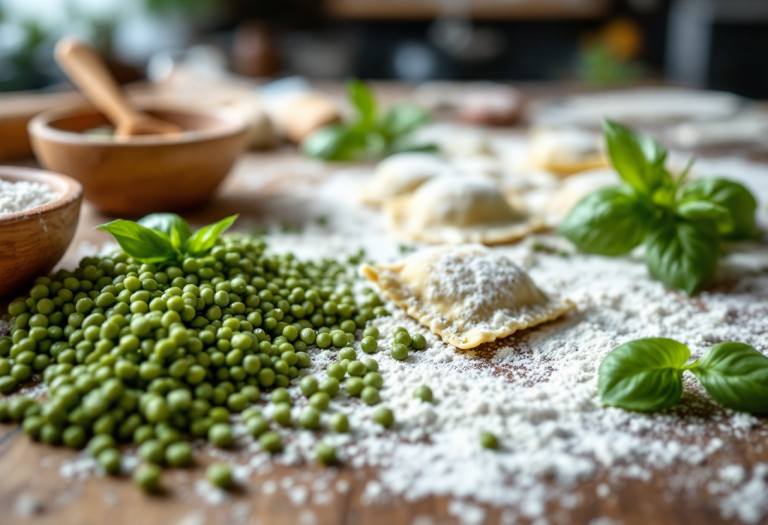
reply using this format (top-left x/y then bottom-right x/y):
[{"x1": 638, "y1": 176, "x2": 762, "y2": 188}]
[{"x1": 0, "y1": 179, "x2": 60, "y2": 216}]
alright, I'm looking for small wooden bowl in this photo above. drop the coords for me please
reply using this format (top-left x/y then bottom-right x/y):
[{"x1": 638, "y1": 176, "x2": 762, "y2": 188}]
[
  {"x1": 0, "y1": 167, "x2": 82, "y2": 300},
  {"x1": 28, "y1": 105, "x2": 249, "y2": 216}
]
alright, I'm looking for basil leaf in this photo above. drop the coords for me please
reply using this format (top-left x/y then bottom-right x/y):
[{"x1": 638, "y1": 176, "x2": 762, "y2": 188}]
[
  {"x1": 559, "y1": 186, "x2": 656, "y2": 256},
  {"x1": 301, "y1": 125, "x2": 362, "y2": 161},
  {"x1": 680, "y1": 178, "x2": 762, "y2": 241},
  {"x1": 184, "y1": 215, "x2": 238, "y2": 256},
  {"x1": 96, "y1": 220, "x2": 177, "y2": 264},
  {"x1": 137, "y1": 213, "x2": 192, "y2": 248},
  {"x1": 347, "y1": 78, "x2": 376, "y2": 126},
  {"x1": 379, "y1": 104, "x2": 430, "y2": 138},
  {"x1": 676, "y1": 200, "x2": 734, "y2": 234},
  {"x1": 644, "y1": 220, "x2": 719, "y2": 296},
  {"x1": 603, "y1": 119, "x2": 669, "y2": 195},
  {"x1": 598, "y1": 337, "x2": 689, "y2": 411},
  {"x1": 689, "y1": 342, "x2": 768, "y2": 414}
]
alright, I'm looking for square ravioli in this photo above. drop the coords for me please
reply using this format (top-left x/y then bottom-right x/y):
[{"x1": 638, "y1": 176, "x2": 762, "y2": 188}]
[{"x1": 361, "y1": 245, "x2": 574, "y2": 349}]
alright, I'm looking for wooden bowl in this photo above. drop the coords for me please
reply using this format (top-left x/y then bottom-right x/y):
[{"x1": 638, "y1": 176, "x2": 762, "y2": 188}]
[
  {"x1": 28, "y1": 105, "x2": 249, "y2": 216},
  {"x1": 0, "y1": 167, "x2": 82, "y2": 300}
]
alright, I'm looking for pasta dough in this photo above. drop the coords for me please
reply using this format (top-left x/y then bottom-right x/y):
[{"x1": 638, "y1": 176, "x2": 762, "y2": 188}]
[
  {"x1": 527, "y1": 128, "x2": 607, "y2": 176},
  {"x1": 361, "y1": 245, "x2": 574, "y2": 349},
  {"x1": 360, "y1": 152, "x2": 448, "y2": 206},
  {"x1": 386, "y1": 175, "x2": 545, "y2": 245}
]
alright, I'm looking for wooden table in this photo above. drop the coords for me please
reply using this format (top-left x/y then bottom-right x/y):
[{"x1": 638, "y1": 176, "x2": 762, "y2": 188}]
[{"x1": 2, "y1": 86, "x2": 768, "y2": 525}]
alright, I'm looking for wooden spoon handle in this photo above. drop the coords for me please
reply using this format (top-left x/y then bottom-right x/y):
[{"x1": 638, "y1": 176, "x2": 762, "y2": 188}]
[{"x1": 54, "y1": 38, "x2": 140, "y2": 130}]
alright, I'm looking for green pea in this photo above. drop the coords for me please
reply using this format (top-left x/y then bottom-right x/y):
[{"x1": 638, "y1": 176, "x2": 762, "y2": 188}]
[
  {"x1": 165, "y1": 442, "x2": 193, "y2": 467},
  {"x1": 331, "y1": 331, "x2": 347, "y2": 348},
  {"x1": 23, "y1": 415, "x2": 45, "y2": 439},
  {"x1": 391, "y1": 344, "x2": 408, "y2": 361},
  {"x1": 87, "y1": 434, "x2": 116, "y2": 458},
  {"x1": 360, "y1": 386, "x2": 380, "y2": 405},
  {"x1": 272, "y1": 403, "x2": 292, "y2": 426},
  {"x1": 411, "y1": 334, "x2": 427, "y2": 350},
  {"x1": 315, "y1": 442, "x2": 337, "y2": 465},
  {"x1": 63, "y1": 425, "x2": 87, "y2": 448},
  {"x1": 360, "y1": 336, "x2": 378, "y2": 354},
  {"x1": 326, "y1": 363, "x2": 345, "y2": 381},
  {"x1": 330, "y1": 413, "x2": 349, "y2": 433},
  {"x1": 298, "y1": 407, "x2": 320, "y2": 429},
  {"x1": 227, "y1": 393, "x2": 248, "y2": 412},
  {"x1": 98, "y1": 449, "x2": 122, "y2": 475},
  {"x1": 258, "y1": 431, "x2": 282, "y2": 453},
  {"x1": 299, "y1": 328, "x2": 316, "y2": 345},
  {"x1": 373, "y1": 407, "x2": 394, "y2": 428},
  {"x1": 363, "y1": 372, "x2": 383, "y2": 389},
  {"x1": 339, "y1": 320, "x2": 356, "y2": 334},
  {"x1": 393, "y1": 326, "x2": 408, "y2": 336},
  {"x1": 413, "y1": 385, "x2": 433, "y2": 402},
  {"x1": 134, "y1": 464, "x2": 162, "y2": 493},
  {"x1": 338, "y1": 347, "x2": 356, "y2": 361},
  {"x1": 347, "y1": 361, "x2": 366, "y2": 377},
  {"x1": 208, "y1": 423, "x2": 233, "y2": 447},
  {"x1": 480, "y1": 431, "x2": 499, "y2": 450},
  {"x1": 245, "y1": 415, "x2": 269, "y2": 437},
  {"x1": 0, "y1": 376, "x2": 17, "y2": 394},
  {"x1": 309, "y1": 391, "x2": 330, "y2": 411},
  {"x1": 319, "y1": 377, "x2": 340, "y2": 397},
  {"x1": 394, "y1": 331, "x2": 412, "y2": 348},
  {"x1": 345, "y1": 377, "x2": 364, "y2": 396},
  {"x1": 316, "y1": 333, "x2": 332, "y2": 349},
  {"x1": 207, "y1": 463, "x2": 233, "y2": 489}
]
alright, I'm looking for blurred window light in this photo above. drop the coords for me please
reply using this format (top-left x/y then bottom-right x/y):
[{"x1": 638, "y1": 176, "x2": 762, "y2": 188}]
[{"x1": 393, "y1": 42, "x2": 439, "y2": 81}]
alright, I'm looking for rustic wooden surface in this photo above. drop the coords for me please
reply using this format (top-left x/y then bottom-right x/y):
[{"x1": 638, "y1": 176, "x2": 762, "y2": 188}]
[{"x1": 2, "y1": 85, "x2": 768, "y2": 525}]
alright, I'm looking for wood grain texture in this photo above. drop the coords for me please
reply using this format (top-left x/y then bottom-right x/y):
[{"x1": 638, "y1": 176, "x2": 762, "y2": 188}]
[{"x1": 2, "y1": 83, "x2": 768, "y2": 524}]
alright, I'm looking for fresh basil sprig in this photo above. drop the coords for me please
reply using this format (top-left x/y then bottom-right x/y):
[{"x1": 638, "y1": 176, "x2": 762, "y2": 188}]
[
  {"x1": 301, "y1": 78, "x2": 435, "y2": 161},
  {"x1": 97, "y1": 213, "x2": 238, "y2": 264},
  {"x1": 599, "y1": 337, "x2": 768, "y2": 414},
  {"x1": 560, "y1": 120, "x2": 762, "y2": 296}
]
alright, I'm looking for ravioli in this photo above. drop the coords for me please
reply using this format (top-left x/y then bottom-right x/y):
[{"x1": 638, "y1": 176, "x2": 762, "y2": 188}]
[
  {"x1": 526, "y1": 128, "x2": 607, "y2": 176},
  {"x1": 385, "y1": 175, "x2": 545, "y2": 245},
  {"x1": 360, "y1": 152, "x2": 448, "y2": 206},
  {"x1": 361, "y1": 245, "x2": 574, "y2": 349}
]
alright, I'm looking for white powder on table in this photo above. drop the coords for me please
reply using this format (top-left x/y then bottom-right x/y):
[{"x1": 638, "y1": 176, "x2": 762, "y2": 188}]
[
  {"x1": 0, "y1": 179, "x2": 60, "y2": 216},
  {"x1": 29, "y1": 153, "x2": 768, "y2": 524}
]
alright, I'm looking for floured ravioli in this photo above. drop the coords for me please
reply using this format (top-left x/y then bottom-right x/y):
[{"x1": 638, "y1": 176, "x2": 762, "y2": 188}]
[
  {"x1": 385, "y1": 175, "x2": 545, "y2": 245},
  {"x1": 526, "y1": 128, "x2": 607, "y2": 176},
  {"x1": 360, "y1": 152, "x2": 449, "y2": 206},
  {"x1": 361, "y1": 245, "x2": 574, "y2": 349}
]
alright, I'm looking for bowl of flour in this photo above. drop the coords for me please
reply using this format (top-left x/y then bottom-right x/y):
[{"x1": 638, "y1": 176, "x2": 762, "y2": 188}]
[{"x1": 0, "y1": 167, "x2": 82, "y2": 299}]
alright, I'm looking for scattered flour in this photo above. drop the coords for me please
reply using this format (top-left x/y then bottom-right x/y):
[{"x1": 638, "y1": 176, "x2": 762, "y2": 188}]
[
  {"x1": 22, "y1": 152, "x2": 768, "y2": 524},
  {"x1": 0, "y1": 179, "x2": 60, "y2": 216}
]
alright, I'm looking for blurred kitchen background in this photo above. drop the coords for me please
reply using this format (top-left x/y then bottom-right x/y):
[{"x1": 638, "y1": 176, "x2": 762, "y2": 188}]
[{"x1": 0, "y1": 0, "x2": 766, "y2": 97}]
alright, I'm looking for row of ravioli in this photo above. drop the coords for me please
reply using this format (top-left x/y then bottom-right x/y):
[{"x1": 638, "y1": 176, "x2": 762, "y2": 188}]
[{"x1": 356, "y1": 125, "x2": 612, "y2": 245}]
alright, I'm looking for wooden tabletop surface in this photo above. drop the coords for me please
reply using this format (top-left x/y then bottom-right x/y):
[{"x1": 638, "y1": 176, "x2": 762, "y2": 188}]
[{"x1": 2, "y1": 83, "x2": 768, "y2": 525}]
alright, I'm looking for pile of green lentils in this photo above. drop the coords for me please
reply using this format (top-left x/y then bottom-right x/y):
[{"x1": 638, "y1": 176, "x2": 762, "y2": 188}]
[{"x1": 0, "y1": 232, "x2": 435, "y2": 492}]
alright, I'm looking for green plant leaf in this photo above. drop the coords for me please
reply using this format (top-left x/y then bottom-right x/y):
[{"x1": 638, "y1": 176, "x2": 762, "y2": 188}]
[
  {"x1": 603, "y1": 119, "x2": 669, "y2": 195},
  {"x1": 301, "y1": 125, "x2": 362, "y2": 161},
  {"x1": 679, "y1": 178, "x2": 762, "y2": 241},
  {"x1": 378, "y1": 104, "x2": 430, "y2": 138},
  {"x1": 184, "y1": 215, "x2": 238, "y2": 256},
  {"x1": 559, "y1": 186, "x2": 657, "y2": 256},
  {"x1": 598, "y1": 337, "x2": 690, "y2": 411},
  {"x1": 347, "y1": 78, "x2": 376, "y2": 126},
  {"x1": 137, "y1": 213, "x2": 192, "y2": 249},
  {"x1": 688, "y1": 342, "x2": 768, "y2": 414},
  {"x1": 676, "y1": 200, "x2": 734, "y2": 234},
  {"x1": 96, "y1": 220, "x2": 178, "y2": 264},
  {"x1": 644, "y1": 220, "x2": 719, "y2": 296}
]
